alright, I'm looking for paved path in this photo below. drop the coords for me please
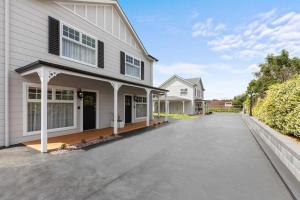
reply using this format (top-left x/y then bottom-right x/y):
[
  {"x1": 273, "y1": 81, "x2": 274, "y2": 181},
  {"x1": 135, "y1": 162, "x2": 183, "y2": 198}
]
[{"x1": 0, "y1": 113, "x2": 293, "y2": 200}]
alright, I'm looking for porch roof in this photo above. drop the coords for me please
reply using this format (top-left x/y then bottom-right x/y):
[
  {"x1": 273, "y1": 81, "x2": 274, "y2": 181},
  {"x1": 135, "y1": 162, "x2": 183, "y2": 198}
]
[
  {"x1": 15, "y1": 60, "x2": 167, "y2": 93},
  {"x1": 154, "y1": 95, "x2": 191, "y2": 101}
]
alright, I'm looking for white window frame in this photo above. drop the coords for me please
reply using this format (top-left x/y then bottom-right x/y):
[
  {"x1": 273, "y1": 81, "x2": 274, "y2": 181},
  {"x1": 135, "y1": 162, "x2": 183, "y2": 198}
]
[
  {"x1": 180, "y1": 88, "x2": 188, "y2": 96},
  {"x1": 60, "y1": 21, "x2": 98, "y2": 68},
  {"x1": 135, "y1": 95, "x2": 147, "y2": 119},
  {"x1": 124, "y1": 52, "x2": 141, "y2": 80},
  {"x1": 23, "y1": 83, "x2": 77, "y2": 136}
]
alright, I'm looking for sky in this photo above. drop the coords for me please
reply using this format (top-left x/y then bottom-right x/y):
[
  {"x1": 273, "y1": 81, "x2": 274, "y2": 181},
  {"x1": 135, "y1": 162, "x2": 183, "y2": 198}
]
[{"x1": 119, "y1": 0, "x2": 300, "y2": 99}]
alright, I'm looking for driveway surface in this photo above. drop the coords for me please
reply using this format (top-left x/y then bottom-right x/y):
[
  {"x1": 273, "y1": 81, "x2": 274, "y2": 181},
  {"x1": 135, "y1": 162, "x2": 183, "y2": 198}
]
[{"x1": 0, "y1": 113, "x2": 293, "y2": 200}]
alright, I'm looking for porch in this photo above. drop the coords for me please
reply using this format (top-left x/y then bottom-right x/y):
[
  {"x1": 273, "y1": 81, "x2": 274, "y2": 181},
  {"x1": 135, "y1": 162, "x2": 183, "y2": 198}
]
[
  {"x1": 15, "y1": 60, "x2": 169, "y2": 153},
  {"x1": 23, "y1": 120, "x2": 163, "y2": 152}
]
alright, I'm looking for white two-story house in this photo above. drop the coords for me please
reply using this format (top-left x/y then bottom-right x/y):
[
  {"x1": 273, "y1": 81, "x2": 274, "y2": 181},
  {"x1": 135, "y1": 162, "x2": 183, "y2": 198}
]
[
  {"x1": 154, "y1": 75, "x2": 206, "y2": 115},
  {"x1": 0, "y1": 0, "x2": 167, "y2": 152}
]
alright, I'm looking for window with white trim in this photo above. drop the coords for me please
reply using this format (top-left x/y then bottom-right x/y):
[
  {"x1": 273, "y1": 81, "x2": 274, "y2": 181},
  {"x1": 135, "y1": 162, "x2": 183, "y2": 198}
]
[
  {"x1": 61, "y1": 24, "x2": 97, "y2": 66},
  {"x1": 180, "y1": 88, "x2": 188, "y2": 96},
  {"x1": 27, "y1": 86, "x2": 75, "y2": 132},
  {"x1": 135, "y1": 96, "x2": 147, "y2": 118},
  {"x1": 125, "y1": 54, "x2": 141, "y2": 79}
]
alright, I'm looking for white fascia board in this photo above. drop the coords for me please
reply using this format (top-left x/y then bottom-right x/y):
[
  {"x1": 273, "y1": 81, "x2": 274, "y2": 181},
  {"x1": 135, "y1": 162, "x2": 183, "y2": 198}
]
[{"x1": 159, "y1": 75, "x2": 196, "y2": 88}]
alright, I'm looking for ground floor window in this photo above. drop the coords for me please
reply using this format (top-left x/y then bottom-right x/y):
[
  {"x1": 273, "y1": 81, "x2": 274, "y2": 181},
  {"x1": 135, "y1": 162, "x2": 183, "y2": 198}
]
[
  {"x1": 26, "y1": 85, "x2": 76, "y2": 132},
  {"x1": 135, "y1": 96, "x2": 147, "y2": 118}
]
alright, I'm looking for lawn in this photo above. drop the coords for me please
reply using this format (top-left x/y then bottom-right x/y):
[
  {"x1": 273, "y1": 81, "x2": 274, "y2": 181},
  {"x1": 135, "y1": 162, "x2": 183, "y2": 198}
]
[{"x1": 153, "y1": 113, "x2": 199, "y2": 119}]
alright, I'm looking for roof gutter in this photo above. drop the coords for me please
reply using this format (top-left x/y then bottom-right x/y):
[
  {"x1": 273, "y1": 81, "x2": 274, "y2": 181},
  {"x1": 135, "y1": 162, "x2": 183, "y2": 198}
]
[{"x1": 4, "y1": 0, "x2": 10, "y2": 147}]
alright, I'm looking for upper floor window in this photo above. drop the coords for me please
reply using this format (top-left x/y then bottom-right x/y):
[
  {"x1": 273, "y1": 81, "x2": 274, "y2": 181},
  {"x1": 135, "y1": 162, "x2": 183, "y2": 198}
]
[
  {"x1": 180, "y1": 88, "x2": 188, "y2": 96},
  {"x1": 61, "y1": 24, "x2": 97, "y2": 66},
  {"x1": 125, "y1": 54, "x2": 141, "y2": 79}
]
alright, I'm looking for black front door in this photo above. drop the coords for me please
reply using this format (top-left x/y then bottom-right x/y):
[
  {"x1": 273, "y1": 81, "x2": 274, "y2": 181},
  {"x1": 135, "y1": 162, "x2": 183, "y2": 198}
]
[
  {"x1": 83, "y1": 92, "x2": 96, "y2": 131},
  {"x1": 125, "y1": 95, "x2": 132, "y2": 123}
]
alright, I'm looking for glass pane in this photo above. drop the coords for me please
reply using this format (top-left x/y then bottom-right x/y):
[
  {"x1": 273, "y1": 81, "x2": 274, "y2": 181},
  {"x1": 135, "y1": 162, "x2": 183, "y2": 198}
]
[
  {"x1": 27, "y1": 102, "x2": 41, "y2": 132},
  {"x1": 28, "y1": 87, "x2": 41, "y2": 100},
  {"x1": 62, "y1": 38, "x2": 96, "y2": 65},
  {"x1": 56, "y1": 90, "x2": 62, "y2": 100},
  {"x1": 125, "y1": 63, "x2": 140, "y2": 78},
  {"x1": 48, "y1": 90, "x2": 52, "y2": 100},
  {"x1": 126, "y1": 55, "x2": 133, "y2": 64},
  {"x1": 27, "y1": 102, "x2": 74, "y2": 132},
  {"x1": 48, "y1": 103, "x2": 74, "y2": 129},
  {"x1": 136, "y1": 104, "x2": 147, "y2": 118},
  {"x1": 134, "y1": 59, "x2": 140, "y2": 66}
]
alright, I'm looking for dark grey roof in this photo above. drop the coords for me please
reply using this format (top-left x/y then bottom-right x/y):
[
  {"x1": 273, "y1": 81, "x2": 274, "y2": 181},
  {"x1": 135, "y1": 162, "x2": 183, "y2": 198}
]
[
  {"x1": 15, "y1": 60, "x2": 168, "y2": 92},
  {"x1": 185, "y1": 78, "x2": 205, "y2": 90}
]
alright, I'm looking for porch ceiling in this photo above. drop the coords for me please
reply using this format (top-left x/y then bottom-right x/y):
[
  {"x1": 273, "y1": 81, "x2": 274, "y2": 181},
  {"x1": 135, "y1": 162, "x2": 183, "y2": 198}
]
[{"x1": 15, "y1": 60, "x2": 167, "y2": 93}]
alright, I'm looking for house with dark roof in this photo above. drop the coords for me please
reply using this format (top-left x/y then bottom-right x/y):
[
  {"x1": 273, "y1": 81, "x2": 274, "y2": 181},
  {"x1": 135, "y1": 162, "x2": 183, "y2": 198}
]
[
  {"x1": 153, "y1": 75, "x2": 206, "y2": 115},
  {"x1": 1, "y1": 0, "x2": 167, "y2": 152}
]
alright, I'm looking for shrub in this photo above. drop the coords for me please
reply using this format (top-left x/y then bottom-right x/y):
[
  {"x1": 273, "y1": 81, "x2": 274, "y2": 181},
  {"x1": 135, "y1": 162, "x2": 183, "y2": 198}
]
[
  {"x1": 209, "y1": 107, "x2": 241, "y2": 113},
  {"x1": 59, "y1": 143, "x2": 67, "y2": 150},
  {"x1": 253, "y1": 75, "x2": 300, "y2": 137}
]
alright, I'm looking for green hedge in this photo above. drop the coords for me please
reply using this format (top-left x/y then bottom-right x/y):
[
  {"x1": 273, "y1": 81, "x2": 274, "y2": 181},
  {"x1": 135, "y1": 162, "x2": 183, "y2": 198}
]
[
  {"x1": 209, "y1": 108, "x2": 241, "y2": 113},
  {"x1": 253, "y1": 75, "x2": 300, "y2": 137}
]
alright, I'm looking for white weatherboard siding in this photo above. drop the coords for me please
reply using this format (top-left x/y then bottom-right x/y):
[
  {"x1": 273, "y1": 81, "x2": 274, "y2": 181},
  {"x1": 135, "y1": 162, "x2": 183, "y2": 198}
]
[
  {"x1": 9, "y1": 0, "x2": 151, "y2": 84},
  {"x1": 159, "y1": 76, "x2": 205, "y2": 115},
  {"x1": 11, "y1": 74, "x2": 151, "y2": 145},
  {"x1": 6, "y1": 0, "x2": 154, "y2": 145},
  {"x1": 162, "y1": 78, "x2": 194, "y2": 100},
  {"x1": 0, "y1": 0, "x2": 5, "y2": 146}
]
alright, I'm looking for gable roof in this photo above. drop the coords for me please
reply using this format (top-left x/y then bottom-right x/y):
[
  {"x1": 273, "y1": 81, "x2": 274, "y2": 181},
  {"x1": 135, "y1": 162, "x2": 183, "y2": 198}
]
[
  {"x1": 185, "y1": 78, "x2": 205, "y2": 91},
  {"x1": 55, "y1": 0, "x2": 158, "y2": 62},
  {"x1": 159, "y1": 75, "x2": 197, "y2": 88}
]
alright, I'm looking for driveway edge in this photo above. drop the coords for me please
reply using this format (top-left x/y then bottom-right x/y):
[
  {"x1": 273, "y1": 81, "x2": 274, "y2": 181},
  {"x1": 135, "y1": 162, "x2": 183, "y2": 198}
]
[{"x1": 243, "y1": 115, "x2": 300, "y2": 200}]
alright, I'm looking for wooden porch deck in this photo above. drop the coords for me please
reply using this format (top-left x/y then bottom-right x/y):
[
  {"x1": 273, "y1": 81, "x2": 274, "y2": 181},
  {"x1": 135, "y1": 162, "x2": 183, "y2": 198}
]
[{"x1": 23, "y1": 120, "x2": 162, "y2": 152}]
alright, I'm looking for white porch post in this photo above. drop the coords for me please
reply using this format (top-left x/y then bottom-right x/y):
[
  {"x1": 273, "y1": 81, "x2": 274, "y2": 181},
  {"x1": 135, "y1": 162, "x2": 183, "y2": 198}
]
[
  {"x1": 38, "y1": 68, "x2": 58, "y2": 153},
  {"x1": 202, "y1": 101, "x2": 206, "y2": 116},
  {"x1": 158, "y1": 96, "x2": 160, "y2": 118},
  {"x1": 182, "y1": 100, "x2": 185, "y2": 114},
  {"x1": 164, "y1": 92, "x2": 168, "y2": 122},
  {"x1": 146, "y1": 89, "x2": 151, "y2": 126},
  {"x1": 111, "y1": 82, "x2": 121, "y2": 135}
]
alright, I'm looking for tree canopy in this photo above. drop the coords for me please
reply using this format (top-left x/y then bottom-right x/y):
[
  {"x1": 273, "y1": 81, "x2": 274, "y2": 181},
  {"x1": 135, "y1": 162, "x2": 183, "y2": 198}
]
[{"x1": 247, "y1": 50, "x2": 300, "y2": 97}]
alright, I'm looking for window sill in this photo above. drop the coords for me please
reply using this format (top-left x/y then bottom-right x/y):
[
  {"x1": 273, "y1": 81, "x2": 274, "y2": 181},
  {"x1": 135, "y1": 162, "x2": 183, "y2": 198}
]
[
  {"x1": 60, "y1": 55, "x2": 98, "y2": 69},
  {"x1": 125, "y1": 74, "x2": 141, "y2": 80}
]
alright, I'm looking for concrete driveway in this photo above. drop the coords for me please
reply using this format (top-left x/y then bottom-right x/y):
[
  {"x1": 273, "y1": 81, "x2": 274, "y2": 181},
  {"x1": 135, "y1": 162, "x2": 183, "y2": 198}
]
[{"x1": 0, "y1": 113, "x2": 293, "y2": 200}]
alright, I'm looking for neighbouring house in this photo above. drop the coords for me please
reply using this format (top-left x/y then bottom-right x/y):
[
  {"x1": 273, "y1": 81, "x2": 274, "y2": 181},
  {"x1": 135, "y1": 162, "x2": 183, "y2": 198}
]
[
  {"x1": 153, "y1": 75, "x2": 206, "y2": 115},
  {"x1": 207, "y1": 99, "x2": 233, "y2": 108},
  {"x1": 0, "y1": 0, "x2": 167, "y2": 152}
]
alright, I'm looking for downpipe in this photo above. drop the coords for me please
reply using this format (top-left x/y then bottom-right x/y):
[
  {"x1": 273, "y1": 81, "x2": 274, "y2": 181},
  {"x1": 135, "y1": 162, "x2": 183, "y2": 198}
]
[{"x1": 4, "y1": 0, "x2": 10, "y2": 147}]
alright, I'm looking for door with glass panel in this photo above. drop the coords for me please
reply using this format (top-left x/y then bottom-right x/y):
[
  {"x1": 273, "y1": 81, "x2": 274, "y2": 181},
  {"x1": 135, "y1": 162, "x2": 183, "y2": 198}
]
[{"x1": 83, "y1": 92, "x2": 96, "y2": 131}]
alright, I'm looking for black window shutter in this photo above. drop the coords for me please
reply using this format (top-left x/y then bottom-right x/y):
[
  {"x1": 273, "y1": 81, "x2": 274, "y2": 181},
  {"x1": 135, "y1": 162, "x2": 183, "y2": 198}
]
[
  {"x1": 120, "y1": 51, "x2": 125, "y2": 74},
  {"x1": 48, "y1": 16, "x2": 60, "y2": 55},
  {"x1": 98, "y1": 40, "x2": 104, "y2": 68},
  {"x1": 141, "y1": 61, "x2": 145, "y2": 80}
]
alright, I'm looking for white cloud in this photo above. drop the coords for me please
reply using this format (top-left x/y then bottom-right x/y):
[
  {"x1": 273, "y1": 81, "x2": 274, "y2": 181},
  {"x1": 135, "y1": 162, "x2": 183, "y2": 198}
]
[
  {"x1": 221, "y1": 55, "x2": 233, "y2": 60},
  {"x1": 247, "y1": 64, "x2": 260, "y2": 73},
  {"x1": 192, "y1": 18, "x2": 226, "y2": 37},
  {"x1": 215, "y1": 24, "x2": 226, "y2": 32},
  {"x1": 206, "y1": 9, "x2": 300, "y2": 59},
  {"x1": 191, "y1": 10, "x2": 200, "y2": 19}
]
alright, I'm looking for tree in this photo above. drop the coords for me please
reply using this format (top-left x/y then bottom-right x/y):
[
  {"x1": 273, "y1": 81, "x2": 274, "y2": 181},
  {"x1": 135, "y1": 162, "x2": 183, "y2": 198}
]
[
  {"x1": 232, "y1": 93, "x2": 247, "y2": 108},
  {"x1": 249, "y1": 50, "x2": 300, "y2": 98}
]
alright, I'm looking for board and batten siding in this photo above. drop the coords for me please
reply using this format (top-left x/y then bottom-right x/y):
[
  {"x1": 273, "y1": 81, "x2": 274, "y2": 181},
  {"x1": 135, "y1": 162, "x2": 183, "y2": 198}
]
[
  {"x1": 0, "y1": 0, "x2": 5, "y2": 146},
  {"x1": 9, "y1": 0, "x2": 151, "y2": 85},
  {"x1": 7, "y1": 0, "x2": 154, "y2": 145}
]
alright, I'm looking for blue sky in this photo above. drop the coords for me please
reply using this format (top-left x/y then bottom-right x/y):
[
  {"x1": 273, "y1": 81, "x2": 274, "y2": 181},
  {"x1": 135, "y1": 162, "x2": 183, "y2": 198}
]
[{"x1": 119, "y1": 0, "x2": 300, "y2": 99}]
